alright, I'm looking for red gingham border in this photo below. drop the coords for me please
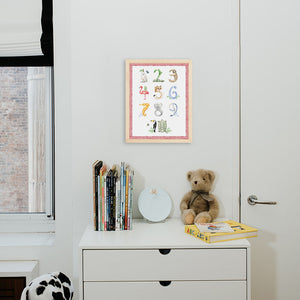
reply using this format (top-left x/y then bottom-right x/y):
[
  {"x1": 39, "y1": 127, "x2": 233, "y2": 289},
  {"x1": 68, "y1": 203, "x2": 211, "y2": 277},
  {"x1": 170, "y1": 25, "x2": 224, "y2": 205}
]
[{"x1": 129, "y1": 63, "x2": 190, "y2": 140}]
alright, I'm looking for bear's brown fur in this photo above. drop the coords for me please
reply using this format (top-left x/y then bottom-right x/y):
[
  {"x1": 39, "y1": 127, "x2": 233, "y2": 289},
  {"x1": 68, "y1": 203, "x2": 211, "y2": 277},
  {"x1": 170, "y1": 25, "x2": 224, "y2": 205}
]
[{"x1": 180, "y1": 169, "x2": 219, "y2": 224}]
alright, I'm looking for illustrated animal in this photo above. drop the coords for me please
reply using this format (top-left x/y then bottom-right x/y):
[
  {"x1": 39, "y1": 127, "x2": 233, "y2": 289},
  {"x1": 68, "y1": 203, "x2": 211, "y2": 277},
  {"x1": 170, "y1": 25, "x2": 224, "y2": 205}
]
[
  {"x1": 180, "y1": 169, "x2": 219, "y2": 224},
  {"x1": 150, "y1": 120, "x2": 157, "y2": 132},
  {"x1": 153, "y1": 85, "x2": 162, "y2": 99},
  {"x1": 167, "y1": 86, "x2": 179, "y2": 100},
  {"x1": 139, "y1": 103, "x2": 150, "y2": 116},
  {"x1": 154, "y1": 103, "x2": 163, "y2": 116},
  {"x1": 139, "y1": 86, "x2": 149, "y2": 100},
  {"x1": 169, "y1": 103, "x2": 178, "y2": 117},
  {"x1": 153, "y1": 69, "x2": 164, "y2": 82},
  {"x1": 20, "y1": 272, "x2": 73, "y2": 300},
  {"x1": 140, "y1": 69, "x2": 148, "y2": 82},
  {"x1": 157, "y1": 119, "x2": 168, "y2": 133},
  {"x1": 169, "y1": 69, "x2": 178, "y2": 82}
]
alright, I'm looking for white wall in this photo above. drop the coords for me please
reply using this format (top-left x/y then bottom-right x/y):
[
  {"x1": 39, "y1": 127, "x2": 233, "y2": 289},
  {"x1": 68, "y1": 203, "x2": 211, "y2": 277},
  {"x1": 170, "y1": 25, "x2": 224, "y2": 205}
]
[
  {"x1": 71, "y1": 0, "x2": 239, "y2": 296},
  {"x1": 0, "y1": 1, "x2": 239, "y2": 299}
]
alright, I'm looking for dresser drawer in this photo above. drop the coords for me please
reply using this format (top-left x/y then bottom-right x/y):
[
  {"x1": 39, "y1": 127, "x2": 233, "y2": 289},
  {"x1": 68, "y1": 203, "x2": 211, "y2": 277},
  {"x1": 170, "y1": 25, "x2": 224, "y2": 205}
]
[
  {"x1": 84, "y1": 281, "x2": 246, "y2": 300},
  {"x1": 83, "y1": 248, "x2": 246, "y2": 281}
]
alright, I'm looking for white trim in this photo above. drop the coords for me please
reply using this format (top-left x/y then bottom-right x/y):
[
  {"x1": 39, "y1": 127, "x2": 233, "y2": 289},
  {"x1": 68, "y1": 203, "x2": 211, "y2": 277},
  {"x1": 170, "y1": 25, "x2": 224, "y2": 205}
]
[
  {"x1": 0, "y1": 214, "x2": 55, "y2": 233},
  {"x1": 231, "y1": 0, "x2": 241, "y2": 221},
  {"x1": 45, "y1": 67, "x2": 54, "y2": 217}
]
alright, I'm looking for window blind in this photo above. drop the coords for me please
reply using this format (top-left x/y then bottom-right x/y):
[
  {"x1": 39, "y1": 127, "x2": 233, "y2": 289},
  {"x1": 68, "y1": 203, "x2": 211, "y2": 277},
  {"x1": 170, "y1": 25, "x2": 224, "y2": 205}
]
[{"x1": 0, "y1": 0, "x2": 53, "y2": 66}]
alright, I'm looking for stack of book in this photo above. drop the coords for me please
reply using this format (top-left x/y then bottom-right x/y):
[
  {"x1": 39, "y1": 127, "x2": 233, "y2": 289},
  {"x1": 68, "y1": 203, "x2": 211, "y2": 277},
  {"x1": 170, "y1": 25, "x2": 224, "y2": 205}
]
[{"x1": 92, "y1": 161, "x2": 134, "y2": 231}]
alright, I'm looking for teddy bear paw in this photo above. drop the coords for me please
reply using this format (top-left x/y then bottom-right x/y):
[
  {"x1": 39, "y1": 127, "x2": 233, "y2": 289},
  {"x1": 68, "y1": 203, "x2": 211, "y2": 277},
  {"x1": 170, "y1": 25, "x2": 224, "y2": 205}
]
[
  {"x1": 184, "y1": 213, "x2": 195, "y2": 225},
  {"x1": 196, "y1": 216, "x2": 210, "y2": 224},
  {"x1": 194, "y1": 212, "x2": 212, "y2": 224}
]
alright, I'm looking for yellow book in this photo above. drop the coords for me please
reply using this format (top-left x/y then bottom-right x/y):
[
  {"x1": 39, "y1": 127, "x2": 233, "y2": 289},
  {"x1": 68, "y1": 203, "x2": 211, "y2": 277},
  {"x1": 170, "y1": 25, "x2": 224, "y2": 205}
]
[{"x1": 185, "y1": 220, "x2": 258, "y2": 243}]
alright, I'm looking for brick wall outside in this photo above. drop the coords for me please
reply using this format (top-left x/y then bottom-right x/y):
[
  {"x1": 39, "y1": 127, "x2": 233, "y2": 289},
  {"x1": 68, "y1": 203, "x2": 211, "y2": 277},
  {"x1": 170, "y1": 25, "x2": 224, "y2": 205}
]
[{"x1": 0, "y1": 67, "x2": 28, "y2": 212}]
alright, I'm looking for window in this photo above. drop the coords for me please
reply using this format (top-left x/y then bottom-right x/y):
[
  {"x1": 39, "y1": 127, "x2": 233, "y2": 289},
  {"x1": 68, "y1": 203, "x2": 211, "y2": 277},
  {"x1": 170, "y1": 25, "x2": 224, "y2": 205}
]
[
  {"x1": 0, "y1": 66, "x2": 54, "y2": 232},
  {"x1": 0, "y1": 0, "x2": 54, "y2": 232}
]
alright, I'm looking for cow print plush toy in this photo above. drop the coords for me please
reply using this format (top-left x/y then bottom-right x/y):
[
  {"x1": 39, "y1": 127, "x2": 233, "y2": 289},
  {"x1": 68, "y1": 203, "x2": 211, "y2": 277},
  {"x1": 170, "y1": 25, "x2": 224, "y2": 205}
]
[{"x1": 21, "y1": 272, "x2": 73, "y2": 300}]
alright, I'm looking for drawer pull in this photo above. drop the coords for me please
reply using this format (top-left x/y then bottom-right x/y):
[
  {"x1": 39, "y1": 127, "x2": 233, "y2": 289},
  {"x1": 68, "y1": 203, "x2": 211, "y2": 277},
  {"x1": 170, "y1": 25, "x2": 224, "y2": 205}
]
[
  {"x1": 159, "y1": 281, "x2": 172, "y2": 287},
  {"x1": 159, "y1": 249, "x2": 171, "y2": 255}
]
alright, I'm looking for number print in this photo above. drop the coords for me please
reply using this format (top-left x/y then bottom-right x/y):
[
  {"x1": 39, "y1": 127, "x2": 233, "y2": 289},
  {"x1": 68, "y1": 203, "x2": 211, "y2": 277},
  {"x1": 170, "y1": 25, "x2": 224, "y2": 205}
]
[
  {"x1": 140, "y1": 103, "x2": 150, "y2": 116},
  {"x1": 169, "y1": 69, "x2": 178, "y2": 82},
  {"x1": 169, "y1": 103, "x2": 178, "y2": 117},
  {"x1": 167, "y1": 86, "x2": 179, "y2": 100},
  {"x1": 153, "y1": 69, "x2": 164, "y2": 82},
  {"x1": 154, "y1": 103, "x2": 163, "y2": 117}
]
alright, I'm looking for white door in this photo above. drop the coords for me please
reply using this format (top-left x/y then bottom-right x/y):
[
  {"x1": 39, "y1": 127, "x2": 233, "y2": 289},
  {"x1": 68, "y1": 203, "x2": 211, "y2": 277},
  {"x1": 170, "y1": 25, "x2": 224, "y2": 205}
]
[{"x1": 241, "y1": 0, "x2": 300, "y2": 299}]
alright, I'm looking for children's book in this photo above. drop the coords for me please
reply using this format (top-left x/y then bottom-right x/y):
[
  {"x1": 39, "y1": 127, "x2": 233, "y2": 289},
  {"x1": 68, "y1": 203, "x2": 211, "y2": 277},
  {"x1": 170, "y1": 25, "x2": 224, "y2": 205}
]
[
  {"x1": 196, "y1": 222, "x2": 234, "y2": 233},
  {"x1": 92, "y1": 160, "x2": 103, "y2": 231},
  {"x1": 185, "y1": 220, "x2": 258, "y2": 243}
]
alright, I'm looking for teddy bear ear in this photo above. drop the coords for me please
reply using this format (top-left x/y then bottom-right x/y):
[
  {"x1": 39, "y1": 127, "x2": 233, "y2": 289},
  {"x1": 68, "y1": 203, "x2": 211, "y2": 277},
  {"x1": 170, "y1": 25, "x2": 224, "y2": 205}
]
[
  {"x1": 207, "y1": 170, "x2": 215, "y2": 182},
  {"x1": 187, "y1": 171, "x2": 193, "y2": 181}
]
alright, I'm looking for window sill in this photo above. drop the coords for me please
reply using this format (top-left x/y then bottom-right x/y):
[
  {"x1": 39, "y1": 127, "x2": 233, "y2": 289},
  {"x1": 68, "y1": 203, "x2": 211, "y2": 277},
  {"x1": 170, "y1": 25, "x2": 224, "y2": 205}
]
[{"x1": 0, "y1": 232, "x2": 55, "y2": 247}]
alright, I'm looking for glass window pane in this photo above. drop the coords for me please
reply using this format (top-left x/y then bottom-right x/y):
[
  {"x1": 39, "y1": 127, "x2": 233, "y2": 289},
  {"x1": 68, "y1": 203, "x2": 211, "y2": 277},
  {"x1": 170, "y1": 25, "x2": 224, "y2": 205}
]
[{"x1": 0, "y1": 66, "x2": 52, "y2": 214}]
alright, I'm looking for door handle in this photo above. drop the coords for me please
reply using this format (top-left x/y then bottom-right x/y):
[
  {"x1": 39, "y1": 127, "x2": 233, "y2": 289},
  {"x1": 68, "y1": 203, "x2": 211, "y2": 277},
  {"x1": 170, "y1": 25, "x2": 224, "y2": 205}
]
[{"x1": 247, "y1": 195, "x2": 277, "y2": 206}]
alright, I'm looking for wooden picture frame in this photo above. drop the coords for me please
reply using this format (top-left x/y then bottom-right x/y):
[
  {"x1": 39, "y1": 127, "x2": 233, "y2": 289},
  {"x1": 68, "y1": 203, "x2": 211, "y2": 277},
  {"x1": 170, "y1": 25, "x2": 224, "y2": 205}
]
[{"x1": 126, "y1": 59, "x2": 192, "y2": 143}]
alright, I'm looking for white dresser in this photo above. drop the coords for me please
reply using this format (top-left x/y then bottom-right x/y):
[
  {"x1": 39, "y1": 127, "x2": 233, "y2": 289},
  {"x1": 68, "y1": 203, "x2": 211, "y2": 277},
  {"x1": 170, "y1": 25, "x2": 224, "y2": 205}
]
[{"x1": 79, "y1": 219, "x2": 251, "y2": 300}]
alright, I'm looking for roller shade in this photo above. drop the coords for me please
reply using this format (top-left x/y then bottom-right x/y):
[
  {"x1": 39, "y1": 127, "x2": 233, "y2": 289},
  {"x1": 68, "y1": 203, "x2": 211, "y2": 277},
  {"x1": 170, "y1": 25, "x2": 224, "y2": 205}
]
[{"x1": 0, "y1": 0, "x2": 53, "y2": 66}]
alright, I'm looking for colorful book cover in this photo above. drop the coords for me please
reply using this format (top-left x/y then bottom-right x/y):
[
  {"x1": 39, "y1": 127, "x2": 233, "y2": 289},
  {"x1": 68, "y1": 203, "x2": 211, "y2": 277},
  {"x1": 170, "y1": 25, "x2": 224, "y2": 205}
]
[
  {"x1": 196, "y1": 222, "x2": 234, "y2": 233},
  {"x1": 185, "y1": 220, "x2": 258, "y2": 243}
]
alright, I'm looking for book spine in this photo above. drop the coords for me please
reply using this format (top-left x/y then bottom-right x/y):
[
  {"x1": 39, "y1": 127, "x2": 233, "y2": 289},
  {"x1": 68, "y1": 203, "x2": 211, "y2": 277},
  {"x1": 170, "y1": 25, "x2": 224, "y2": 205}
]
[
  {"x1": 111, "y1": 174, "x2": 116, "y2": 231},
  {"x1": 122, "y1": 169, "x2": 126, "y2": 230},
  {"x1": 104, "y1": 175, "x2": 108, "y2": 231},
  {"x1": 92, "y1": 164, "x2": 97, "y2": 231},
  {"x1": 101, "y1": 175, "x2": 105, "y2": 231},
  {"x1": 107, "y1": 175, "x2": 112, "y2": 231},
  {"x1": 115, "y1": 179, "x2": 121, "y2": 231},
  {"x1": 93, "y1": 162, "x2": 102, "y2": 231},
  {"x1": 97, "y1": 174, "x2": 101, "y2": 231},
  {"x1": 120, "y1": 162, "x2": 124, "y2": 230},
  {"x1": 125, "y1": 170, "x2": 129, "y2": 230},
  {"x1": 128, "y1": 171, "x2": 134, "y2": 230},
  {"x1": 185, "y1": 226, "x2": 208, "y2": 242}
]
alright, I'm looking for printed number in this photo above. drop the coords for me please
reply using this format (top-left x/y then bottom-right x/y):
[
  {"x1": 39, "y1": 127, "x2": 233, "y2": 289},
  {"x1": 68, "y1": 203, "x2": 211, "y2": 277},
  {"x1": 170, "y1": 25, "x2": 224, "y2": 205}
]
[
  {"x1": 140, "y1": 69, "x2": 148, "y2": 83},
  {"x1": 168, "y1": 86, "x2": 179, "y2": 100},
  {"x1": 169, "y1": 103, "x2": 178, "y2": 117},
  {"x1": 140, "y1": 103, "x2": 150, "y2": 116},
  {"x1": 154, "y1": 103, "x2": 163, "y2": 117},
  {"x1": 139, "y1": 86, "x2": 149, "y2": 100},
  {"x1": 169, "y1": 69, "x2": 178, "y2": 83},
  {"x1": 153, "y1": 69, "x2": 164, "y2": 82},
  {"x1": 154, "y1": 86, "x2": 162, "y2": 99}
]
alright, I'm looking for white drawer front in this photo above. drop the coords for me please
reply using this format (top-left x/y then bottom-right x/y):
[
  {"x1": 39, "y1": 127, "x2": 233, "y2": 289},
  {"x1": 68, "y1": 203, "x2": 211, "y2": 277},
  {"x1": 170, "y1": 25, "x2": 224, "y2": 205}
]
[
  {"x1": 83, "y1": 249, "x2": 246, "y2": 281},
  {"x1": 84, "y1": 281, "x2": 246, "y2": 300}
]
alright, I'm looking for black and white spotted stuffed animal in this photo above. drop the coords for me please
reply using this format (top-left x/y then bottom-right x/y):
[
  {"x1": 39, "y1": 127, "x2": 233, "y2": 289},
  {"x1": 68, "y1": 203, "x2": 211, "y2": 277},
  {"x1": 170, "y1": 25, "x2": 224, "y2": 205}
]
[{"x1": 20, "y1": 272, "x2": 73, "y2": 300}]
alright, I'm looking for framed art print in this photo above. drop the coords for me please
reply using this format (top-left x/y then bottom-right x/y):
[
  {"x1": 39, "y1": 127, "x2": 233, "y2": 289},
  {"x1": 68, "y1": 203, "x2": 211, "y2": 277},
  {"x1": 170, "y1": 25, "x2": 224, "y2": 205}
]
[{"x1": 126, "y1": 59, "x2": 192, "y2": 143}]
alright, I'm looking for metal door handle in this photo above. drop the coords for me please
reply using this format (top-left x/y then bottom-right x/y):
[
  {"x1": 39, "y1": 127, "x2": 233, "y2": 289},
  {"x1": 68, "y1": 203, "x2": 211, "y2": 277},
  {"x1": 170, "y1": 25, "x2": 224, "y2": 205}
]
[{"x1": 247, "y1": 195, "x2": 277, "y2": 206}]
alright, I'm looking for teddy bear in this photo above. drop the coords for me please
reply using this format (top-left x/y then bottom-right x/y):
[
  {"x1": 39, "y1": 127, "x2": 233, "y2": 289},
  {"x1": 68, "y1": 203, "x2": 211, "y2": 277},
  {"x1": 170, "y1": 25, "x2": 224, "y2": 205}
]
[{"x1": 180, "y1": 169, "x2": 219, "y2": 224}]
